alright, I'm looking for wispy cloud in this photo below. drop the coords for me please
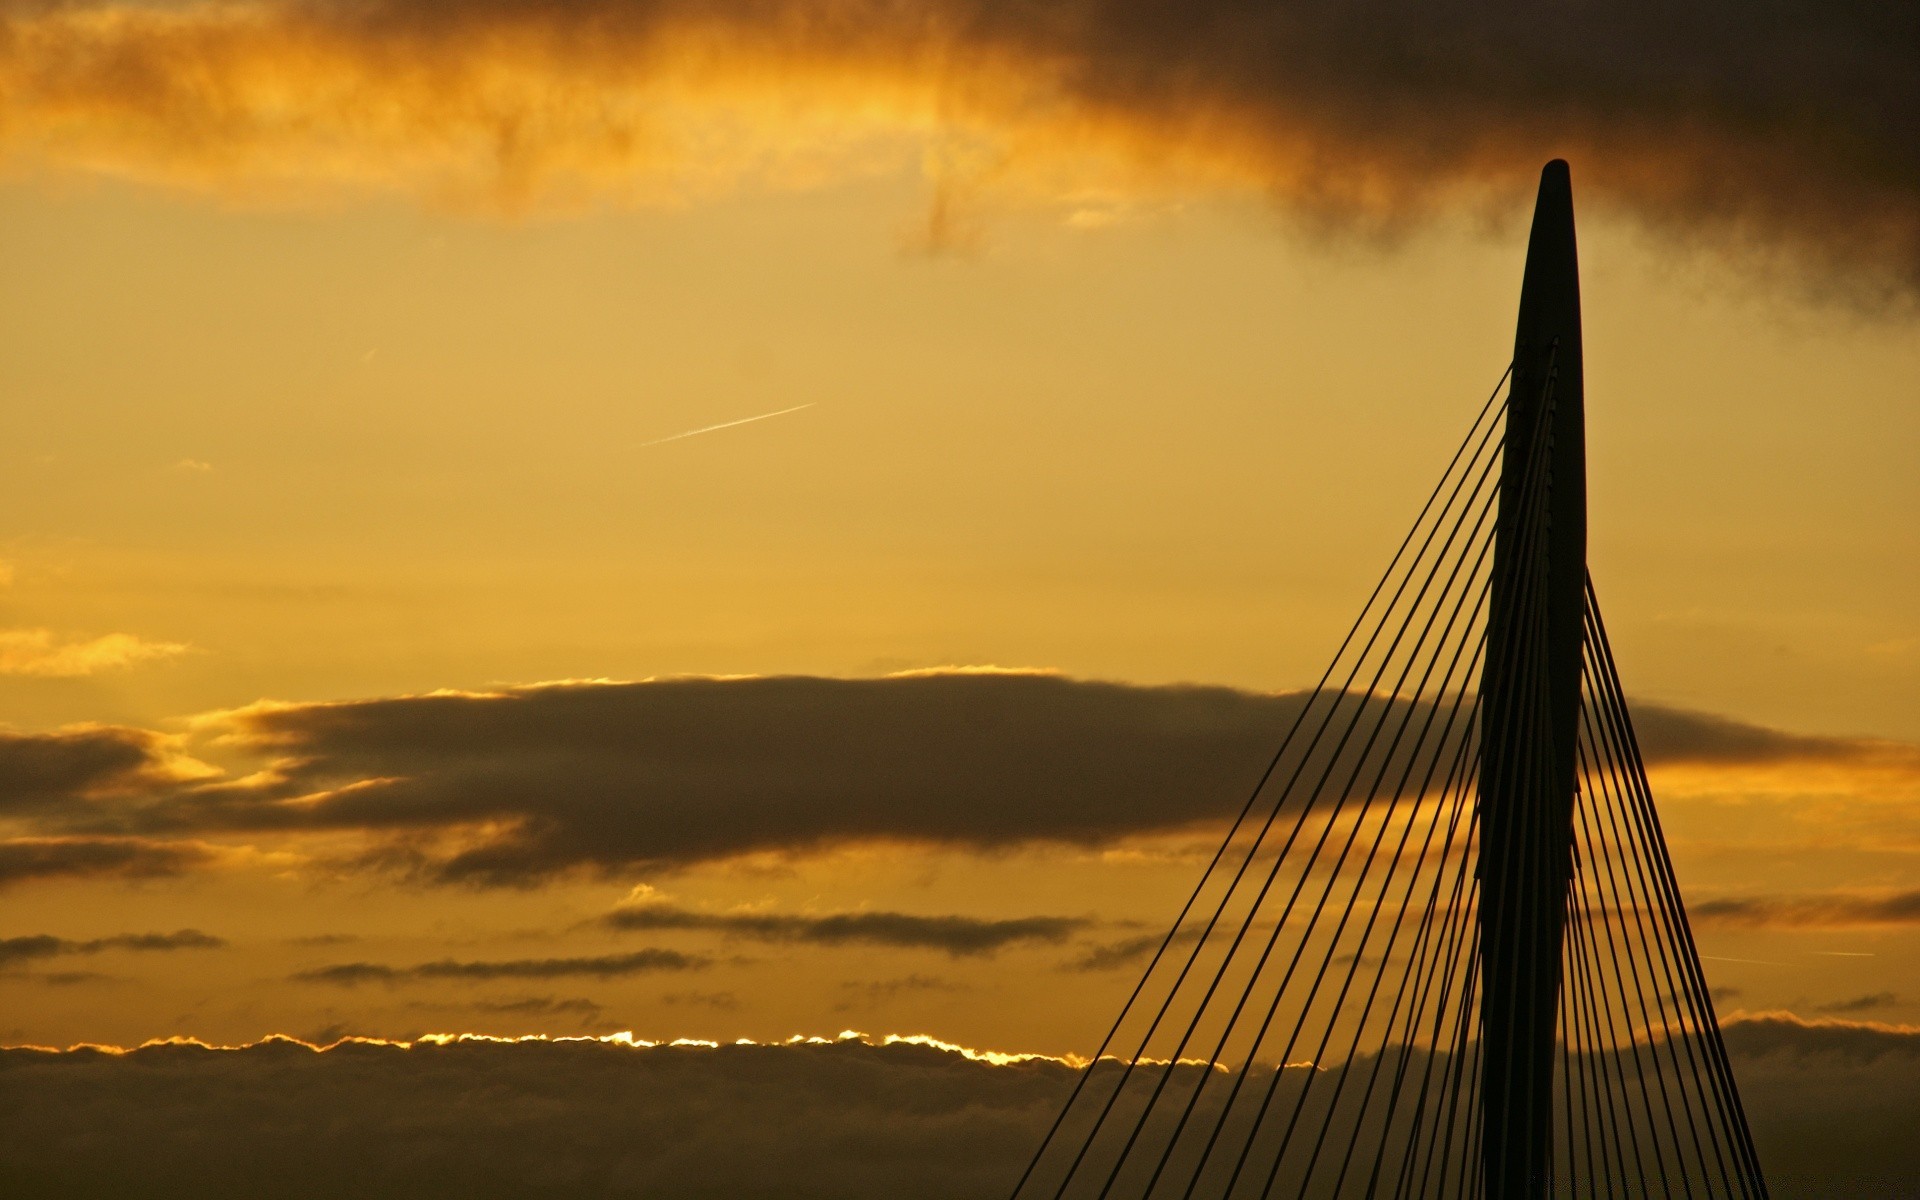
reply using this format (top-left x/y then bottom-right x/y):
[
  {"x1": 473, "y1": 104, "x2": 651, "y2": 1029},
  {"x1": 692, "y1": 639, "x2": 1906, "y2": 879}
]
[
  {"x1": 291, "y1": 948, "x2": 707, "y2": 986},
  {"x1": 639, "y1": 403, "x2": 814, "y2": 448},
  {"x1": 0, "y1": 929, "x2": 225, "y2": 969},
  {"x1": 1816, "y1": 993, "x2": 1899, "y2": 1015},
  {"x1": 1692, "y1": 890, "x2": 1920, "y2": 929},
  {"x1": 0, "y1": 838, "x2": 218, "y2": 889},
  {"x1": 600, "y1": 901, "x2": 1087, "y2": 956},
  {"x1": 0, "y1": 629, "x2": 188, "y2": 677}
]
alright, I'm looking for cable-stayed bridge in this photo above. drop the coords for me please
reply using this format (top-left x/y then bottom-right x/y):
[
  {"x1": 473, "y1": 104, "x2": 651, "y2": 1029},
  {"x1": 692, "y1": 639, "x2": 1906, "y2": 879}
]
[{"x1": 1010, "y1": 161, "x2": 1768, "y2": 1200}]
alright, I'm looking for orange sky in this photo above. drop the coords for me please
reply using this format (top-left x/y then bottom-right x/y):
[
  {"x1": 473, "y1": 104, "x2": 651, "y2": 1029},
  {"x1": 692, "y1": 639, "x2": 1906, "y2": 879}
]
[{"x1": 1, "y1": 0, "x2": 1917, "y2": 1065}]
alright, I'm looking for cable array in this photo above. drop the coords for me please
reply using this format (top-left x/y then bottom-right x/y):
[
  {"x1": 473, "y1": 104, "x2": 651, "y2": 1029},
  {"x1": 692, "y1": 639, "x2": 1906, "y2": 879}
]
[{"x1": 1009, "y1": 372, "x2": 1767, "y2": 1200}]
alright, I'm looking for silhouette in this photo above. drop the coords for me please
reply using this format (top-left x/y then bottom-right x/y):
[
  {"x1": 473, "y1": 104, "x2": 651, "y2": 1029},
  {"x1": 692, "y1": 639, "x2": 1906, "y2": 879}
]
[{"x1": 1009, "y1": 162, "x2": 1769, "y2": 1200}]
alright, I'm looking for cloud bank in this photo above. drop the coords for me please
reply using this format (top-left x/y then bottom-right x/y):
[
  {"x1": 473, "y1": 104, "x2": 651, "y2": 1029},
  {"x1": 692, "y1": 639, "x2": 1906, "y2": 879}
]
[
  {"x1": 2, "y1": 671, "x2": 1911, "y2": 886},
  {"x1": 0, "y1": 0, "x2": 1915, "y2": 294},
  {"x1": 0, "y1": 1017, "x2": 1911, "y2": 1198}
]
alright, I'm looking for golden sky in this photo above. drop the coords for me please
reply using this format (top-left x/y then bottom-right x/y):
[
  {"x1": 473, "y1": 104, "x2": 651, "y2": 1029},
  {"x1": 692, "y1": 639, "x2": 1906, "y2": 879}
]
[{"x1": 1, "y1": 0, "x2": 1917, "y2": 1126}]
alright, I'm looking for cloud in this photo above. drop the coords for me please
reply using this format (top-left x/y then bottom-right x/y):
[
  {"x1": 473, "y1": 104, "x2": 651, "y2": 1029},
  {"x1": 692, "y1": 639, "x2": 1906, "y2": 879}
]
[
  {"x1": 63, "y1": 673, "x2": 1313, "y2": 882},
  {"x1": 467, "y1": 995, "x2": 606, "y2": 1022},
  {"x1": 1627, "y1": 702, "x2": 1891, "y2": 767},
  {"x1": 0, "y1": 837, "x2": 219, "y2": 888},
  {"x1": 4, "y1": 670, "x2": 1910, "y2": 887},
  {"x1": 600, "y1": 901, "x2": 1089, "y2": 956},
  {"x1": 291, "y1": 948, "x2": 708, "y2": 987},
  {"x1": 1691, "y1": 889, "x2": 1920, "y2": 929},
  {"x1": 0, "y1": 727, "x2": 202, "y2": 816},
  {"x1": 660, "y1": 990, "x2": 741, "y2": 1011},
  {"x1": 1815, "y1": 993, "x2": 1898, "y2": 1015},
  {"x1": 0, "y1": 929, "x2": 224, "y2": 969},
  {"x1": 1064, "y1": 932, "x2": 1171, "y2": 973},
  {"x1": 39, "y1": 970, "x2": 117, "y2": 986},
  {"x1": 0, "y1": 629, "x2": 187, "y2": 677},
  {"x1": 838, "y1": 975, "x2": 964, "y2": 1004},
  {"x1": 0, "y1": 1017, "x2": 1913, "y2": 1199},
  {"x1": 1719, "y1": 1013, "x2": 1920, "y2": 1197},
  {"x1": 0, "y1": 0, "x2": 1915, "y2": 296},
  {"x1": 0, "y1": 1034, "x2": 1075, "y2": 1200}
]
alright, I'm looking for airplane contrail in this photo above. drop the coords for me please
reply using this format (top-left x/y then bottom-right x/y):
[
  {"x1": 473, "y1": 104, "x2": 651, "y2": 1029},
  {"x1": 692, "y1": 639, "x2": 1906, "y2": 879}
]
[{"x1": 640, "y1": 402, "x2": 815, "y2": 448}]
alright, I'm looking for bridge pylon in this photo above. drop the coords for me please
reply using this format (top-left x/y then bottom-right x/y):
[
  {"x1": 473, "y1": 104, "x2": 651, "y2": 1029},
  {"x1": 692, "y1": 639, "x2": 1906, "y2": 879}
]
[{"x1": 1009, "y1": 161, "x2": 1769, "y2": 1200}]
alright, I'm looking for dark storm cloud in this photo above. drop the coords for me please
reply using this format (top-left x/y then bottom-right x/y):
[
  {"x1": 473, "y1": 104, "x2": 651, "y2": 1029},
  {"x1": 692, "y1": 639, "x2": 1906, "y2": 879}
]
[
  {"x1": 0, "y1": 1017, "x2": 1912, "y2": 1199},
  {"x1": 0, "y1": 836, "x2": 218, "y2": 888},
  {"x1": 1691, "y1": 889, "x2": 1920, "y2": 928},
  {"x1": 291, "y1": 948, "x2": 708, "y2": 986},
  {"x1": 7, "y1": 672, "x2": 1908, "y2": 886},
  {"x1": 2, "y1": 0, "x2": 1916, "y2": 296},
  {"x1": 0, "y1": 929, "x2": 224, "y2": 969},
  {"x1": 600, "y1": 902, "x2": 1089, "y2": 956}
]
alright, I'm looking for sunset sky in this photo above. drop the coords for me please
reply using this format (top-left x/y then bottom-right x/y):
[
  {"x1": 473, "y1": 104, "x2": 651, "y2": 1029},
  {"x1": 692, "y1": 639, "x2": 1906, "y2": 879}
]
[{"x1": 1, "y1": 0, "x2": 1917, "y2": 1193}]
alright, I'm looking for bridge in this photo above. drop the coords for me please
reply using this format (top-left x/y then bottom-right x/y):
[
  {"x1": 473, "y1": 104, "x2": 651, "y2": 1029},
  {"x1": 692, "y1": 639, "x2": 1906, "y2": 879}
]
[{"x1": 1009, "y1": 162, "x2": 1769, "y2": 1200}]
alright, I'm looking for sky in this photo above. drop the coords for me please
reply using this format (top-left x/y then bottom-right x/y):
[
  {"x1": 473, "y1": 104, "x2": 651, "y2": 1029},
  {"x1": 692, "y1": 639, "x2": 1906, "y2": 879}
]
[{"x1": 0, "y1": 0, "x2": 1917, "y2": 1193}]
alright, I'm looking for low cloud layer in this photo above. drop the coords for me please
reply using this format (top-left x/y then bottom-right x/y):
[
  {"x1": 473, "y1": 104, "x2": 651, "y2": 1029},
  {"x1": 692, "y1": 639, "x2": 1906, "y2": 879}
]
[
  {"x1": 291, "y1": 948, "x2": 707, "y2": 987},
  {"x1": 0, "y1": 0, "x2": 1915, "y2": 294},
  {"x1": 0, "y1": 1017, "x2": 1910, "y2": 1198},
  {"x1": 600, "y1": 901, "x2": 1089, "y2": 956},
  {"x1": 2, "y1": 672, "x2": 1910, "y2": 887}
]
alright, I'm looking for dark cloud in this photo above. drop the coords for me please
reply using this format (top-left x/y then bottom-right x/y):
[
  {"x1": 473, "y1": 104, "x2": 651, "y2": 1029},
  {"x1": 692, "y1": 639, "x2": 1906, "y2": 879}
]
[
  {"x1": 0, "y1": 727, "x2": 179, "y2": 816},
  {"x1": 0, "y1": 837, "x2": 216, "y2": 888},
  {"x1": 660, "y1": 990, "x2": 741, "y2": 1011},
  {"x1": 0, "y1": 1035, "x2": 1073, "y2": 1200},
  {"x1": 7, "y1": 672, "x2": 1905, "y2": 887},
  {"x1": 1626, "y1": 702, "x2": 1886, "y2": 767},
  {"x1": 469, "y1": 996, "x2": 606, "y2": 1022},
  {"x1": 0, "y1": 929, "x2": 224, "y2": 969},
  {"x1": 601, "y1": 902, "x2": 1089, "y2": 956},
  {"x1": 1720, "y1": 1014, "x2": 1920, "y2": 1197},
  {"x1": 1, "y1": 0, "x2": 1915, "y2": 296},
  {"x1": 1815, "y1": 992, "x2": 1897, "y2": 1014},
  {"x1": 0, "y1": 1017, "x2": 1912, "y2": 1198},
  {"x1": 291, "y1": 948, "x2": 707, "y2": 987},
  {"x1": 50, "y1": 674, "x2": 1311, "y2": 882},
  {"x1": 1062, "y1": 932, "x2": 1193, "y2": 973},
  {"x1": 1692, "y1": 889, "x2": 1920, "y2": 928}
]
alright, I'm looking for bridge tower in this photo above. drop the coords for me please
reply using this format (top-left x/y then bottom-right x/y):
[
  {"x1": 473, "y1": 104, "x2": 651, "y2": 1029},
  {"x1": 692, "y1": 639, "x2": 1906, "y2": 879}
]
[
  {"x1": 1009, "y1": 160, "x2": 1769, "y2": 1200},
  {"x1": 1476, "y1": 159, "x2": 1586, "y2": 1200}
]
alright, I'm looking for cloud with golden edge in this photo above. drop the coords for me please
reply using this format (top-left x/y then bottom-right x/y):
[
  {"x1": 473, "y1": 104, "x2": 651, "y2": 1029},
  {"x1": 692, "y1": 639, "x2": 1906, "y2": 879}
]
[
  {"x1": 0, "y1": 0, "x2": 1915, "y2": 295},
  {"x1": 0, "y1": 628, "x2": 188, "y2": 677}
]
